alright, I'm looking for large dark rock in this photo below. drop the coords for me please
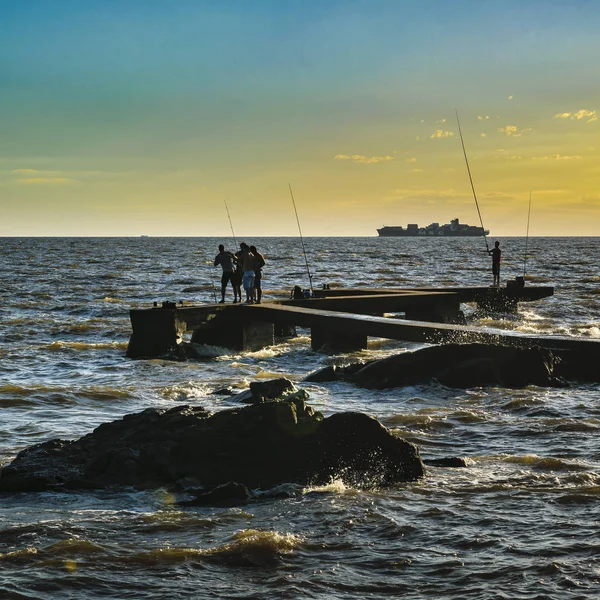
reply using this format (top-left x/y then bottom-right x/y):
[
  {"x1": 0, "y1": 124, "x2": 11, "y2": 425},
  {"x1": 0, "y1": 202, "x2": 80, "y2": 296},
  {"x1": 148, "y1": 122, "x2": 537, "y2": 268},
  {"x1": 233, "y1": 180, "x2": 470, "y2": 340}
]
[
  {"x1": 352, "y1": 343, "x2": 563, "y2": 389},
  {"x1": 0, "y1": 396, "x2": 424, "y2": 493}
]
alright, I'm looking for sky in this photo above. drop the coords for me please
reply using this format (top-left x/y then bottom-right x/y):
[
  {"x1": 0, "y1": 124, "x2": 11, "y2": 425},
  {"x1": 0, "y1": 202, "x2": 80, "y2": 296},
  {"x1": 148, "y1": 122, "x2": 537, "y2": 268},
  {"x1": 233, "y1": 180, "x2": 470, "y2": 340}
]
[{"x1": 1, "y1": 0, "x2": 598, "y2": 237}]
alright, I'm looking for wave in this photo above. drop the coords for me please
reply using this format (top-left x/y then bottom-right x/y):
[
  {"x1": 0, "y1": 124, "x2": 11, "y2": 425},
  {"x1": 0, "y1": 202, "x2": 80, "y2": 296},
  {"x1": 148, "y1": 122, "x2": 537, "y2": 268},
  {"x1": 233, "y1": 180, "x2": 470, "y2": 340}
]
[
  {"x1": 501, "y1": 454, "x2": 590, "y2": 472},
  {"x1": 44, "y1": 341, "x2": 128, "y2": 351},
  {"x1": 125, "y1": 529, "x2": 301, "y2": 567}
]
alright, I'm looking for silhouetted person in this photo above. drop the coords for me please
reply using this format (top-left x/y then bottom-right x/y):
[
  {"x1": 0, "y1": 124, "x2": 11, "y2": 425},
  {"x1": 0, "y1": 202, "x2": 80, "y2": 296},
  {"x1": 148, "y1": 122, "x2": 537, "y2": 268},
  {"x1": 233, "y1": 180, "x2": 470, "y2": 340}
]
[
  {"x1": 238, "y1": 242, "x2": 256, "y2": 303},
  {"x1": 250, "y1": 245, "x2": 265, "y2": 303},
  {"x1": 488, "y1": 241, "x2": 501, "y2": 287},
  {"x1": 214, "y1": 244, "x2": 238, "y2": 303}
]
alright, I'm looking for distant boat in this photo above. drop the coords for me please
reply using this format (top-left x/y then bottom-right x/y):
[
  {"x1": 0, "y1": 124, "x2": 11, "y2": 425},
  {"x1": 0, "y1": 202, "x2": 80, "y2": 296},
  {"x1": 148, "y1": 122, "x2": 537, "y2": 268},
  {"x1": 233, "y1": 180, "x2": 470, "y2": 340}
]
[{"x1": 377, "y1": 218, "x2": 489, "y2": 237}]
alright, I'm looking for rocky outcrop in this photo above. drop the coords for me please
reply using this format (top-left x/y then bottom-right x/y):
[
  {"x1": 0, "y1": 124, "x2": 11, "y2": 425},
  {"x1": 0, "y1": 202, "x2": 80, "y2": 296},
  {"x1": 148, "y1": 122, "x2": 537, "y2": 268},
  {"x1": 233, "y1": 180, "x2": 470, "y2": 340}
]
[
  {"x1": 0, "y1": 394, "x2": 424, "y2": 494},
  {"x1": 305, "y1": 343, "x2": 568, "y2": 389},
  {"x1": 352, "y1": 343, "x2": 562, "y2": 389}
]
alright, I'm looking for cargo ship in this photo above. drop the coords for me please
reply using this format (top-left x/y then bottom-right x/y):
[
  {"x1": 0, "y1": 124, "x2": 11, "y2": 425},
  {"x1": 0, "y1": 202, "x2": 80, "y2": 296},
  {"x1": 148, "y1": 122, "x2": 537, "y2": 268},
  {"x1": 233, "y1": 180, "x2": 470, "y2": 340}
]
[{"x1": 377, "y1": 218, "x2": 488, "y2": 237}]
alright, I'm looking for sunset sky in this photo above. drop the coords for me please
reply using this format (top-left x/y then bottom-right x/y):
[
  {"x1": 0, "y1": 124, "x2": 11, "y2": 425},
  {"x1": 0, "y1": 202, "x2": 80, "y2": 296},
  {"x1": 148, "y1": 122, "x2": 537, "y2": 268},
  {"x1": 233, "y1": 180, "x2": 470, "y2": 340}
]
[{"x1": 1, "y1": 0, "x2": 598, "y2": 237}]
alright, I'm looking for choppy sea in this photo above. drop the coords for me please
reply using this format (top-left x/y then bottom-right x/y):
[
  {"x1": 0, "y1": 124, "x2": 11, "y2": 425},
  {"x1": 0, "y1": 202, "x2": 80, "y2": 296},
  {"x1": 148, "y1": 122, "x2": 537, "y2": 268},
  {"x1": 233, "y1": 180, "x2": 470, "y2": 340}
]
[{"x1": 1, "y1": 236, "x2": 599, "y2": 600}]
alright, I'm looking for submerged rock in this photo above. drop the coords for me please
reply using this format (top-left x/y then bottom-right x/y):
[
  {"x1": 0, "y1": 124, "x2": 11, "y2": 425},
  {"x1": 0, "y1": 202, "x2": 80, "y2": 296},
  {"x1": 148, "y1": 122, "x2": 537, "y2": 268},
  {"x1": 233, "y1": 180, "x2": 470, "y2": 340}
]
[
  {"x1": 0, "y1": 392, "x2": 424, "y2": 494},
  {"x1": 304, "y1": 361, "x2": 372, "y2": 383},
  {"x1": 423, "y1": 457, "x2": 471, "y2": 468},
  {"x1": 233, "y1": 377, "x2": 306, "y2": 404},
  {"x1": 181, "y1": 481, "x2": 254, "y2": 507}
]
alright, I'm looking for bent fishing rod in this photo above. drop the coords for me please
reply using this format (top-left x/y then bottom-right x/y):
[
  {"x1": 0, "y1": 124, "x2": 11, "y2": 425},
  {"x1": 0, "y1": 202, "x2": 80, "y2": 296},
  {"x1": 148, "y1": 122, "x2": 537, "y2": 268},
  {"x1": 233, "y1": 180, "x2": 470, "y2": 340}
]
[
  {"x1": 224, "y1": 199, "x2": 238, "y2": 249},
  {"x1": 288, "y1": 183, "x2": 314, "y2": 295},
  {"x1": 455, "y1": 109, "x2": 490, "y2": 253},
  {"x1": 523, "y1": 190, "x2": 532, "y2": 278}
]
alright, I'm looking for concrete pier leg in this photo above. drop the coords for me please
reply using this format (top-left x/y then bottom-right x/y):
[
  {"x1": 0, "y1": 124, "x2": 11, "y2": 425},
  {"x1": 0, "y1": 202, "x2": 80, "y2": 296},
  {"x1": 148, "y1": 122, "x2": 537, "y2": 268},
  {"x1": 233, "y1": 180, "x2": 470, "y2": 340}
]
[
  {"x1": 192, "y1": 321, "x2": 274, "y2": 351},
  {"x1": 127, "y1": 309, "x2": 186, "y2": 358},
  {"x1": 311, "y1": 326, "x2": 368, "y2": 352}
]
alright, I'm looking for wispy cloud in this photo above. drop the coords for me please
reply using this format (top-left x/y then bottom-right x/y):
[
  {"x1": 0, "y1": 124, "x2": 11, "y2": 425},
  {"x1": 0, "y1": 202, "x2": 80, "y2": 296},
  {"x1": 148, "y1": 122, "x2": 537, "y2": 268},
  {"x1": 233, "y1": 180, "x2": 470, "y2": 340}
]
[
  {"x1": 17, "y1": 177, "x2": 74, "y2": 184},
  {"x1": 335, "y1": 154, "x2": 395, "y2": 164},
  {"x1": 430, "y1": 130, "x2": 454, "y2": 139},
  {"x1": 477, "y1": 115, "x2": 491, "y2": 120},
  {"x1": 555, "y1": 109, "x2": 597, "y2": 122},
  {"x1": 405, "y1": 157, "x2": 417, "y2": 163},
  {"x1": 13, "y1": 168, "x2": 39, "y2": 173},
  {"x1": 533, "y1": 154, "x2": 582, "y2": 161},
  {"x1": 498, "y1": 125, "x2": 532, "y2": 136}
]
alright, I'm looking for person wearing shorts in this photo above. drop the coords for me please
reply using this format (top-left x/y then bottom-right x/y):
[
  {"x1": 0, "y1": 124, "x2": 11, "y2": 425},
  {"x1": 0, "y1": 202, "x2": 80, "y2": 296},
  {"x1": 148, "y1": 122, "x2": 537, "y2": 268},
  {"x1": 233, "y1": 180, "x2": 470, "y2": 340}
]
[
  {"x1": 488, "y1": 240, "x2": 501, "y2": 287},
  {"x1": 214, "y1": 244, "x2": 237, "y2": 303},
  {"x1": 238, "y1": 242, "x2": 256, "y2": 303}
]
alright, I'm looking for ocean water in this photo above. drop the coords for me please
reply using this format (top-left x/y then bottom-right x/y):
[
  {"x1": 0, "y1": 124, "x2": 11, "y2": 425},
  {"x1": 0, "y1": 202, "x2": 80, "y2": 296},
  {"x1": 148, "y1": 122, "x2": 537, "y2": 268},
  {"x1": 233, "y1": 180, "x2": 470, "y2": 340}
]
[{"x1": 0, "y1": 236, "x2": 599, "y2": 600}]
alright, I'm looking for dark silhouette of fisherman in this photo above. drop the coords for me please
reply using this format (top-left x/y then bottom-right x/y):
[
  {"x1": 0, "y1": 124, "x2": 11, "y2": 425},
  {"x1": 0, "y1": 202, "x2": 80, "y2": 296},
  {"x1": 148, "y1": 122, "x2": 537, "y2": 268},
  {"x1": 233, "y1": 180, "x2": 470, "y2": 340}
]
[
  {"x1": 488, "y1": 241, "x2": 502, "y2": 287},
  {"x1": 214, "y1": 244, "x2": 238, "y2": 303}
]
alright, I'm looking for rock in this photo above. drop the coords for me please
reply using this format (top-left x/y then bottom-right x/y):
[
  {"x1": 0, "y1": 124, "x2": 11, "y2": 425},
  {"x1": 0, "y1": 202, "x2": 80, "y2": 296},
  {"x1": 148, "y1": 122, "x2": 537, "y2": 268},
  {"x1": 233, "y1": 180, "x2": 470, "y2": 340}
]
[
  {"x1": 352, "y1": 343, "x2": 563, "y2": 389},
  {"x1": 304, "y1": 361, "x2": 371, "y2": 383},
  {"x1": 181, "y1": 481, "x2": 254, "y2": 507},
  {"x1": 0, "y1": 388, "x2": 424, "y2": 494},
  {"x1": 424, "y1": 457, "x2": 471, "y2": 468},
  {"x1": 234, "y1": 377, "x2": 307, "y2": 404},
  {"x1": 212, "y1": 387, "x2": 236, "y2": 396}
]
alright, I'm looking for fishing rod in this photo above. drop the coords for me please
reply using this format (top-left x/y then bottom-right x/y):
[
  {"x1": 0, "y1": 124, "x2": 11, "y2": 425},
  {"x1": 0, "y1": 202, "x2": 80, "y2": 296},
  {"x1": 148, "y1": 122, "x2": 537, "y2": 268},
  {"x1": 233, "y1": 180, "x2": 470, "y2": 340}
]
[
  {"x1": 523, "y1": 190, "x2": 532, "y2": 278},
  {"x1": 288, "y1": 183, "x2": 314, "y2": 295},
  {"x1": 224, "y1": 200, "x2": 238, "y2": 249},
  {"x1": 455, "y1": 109, "x2": 490, "y2": 253}
]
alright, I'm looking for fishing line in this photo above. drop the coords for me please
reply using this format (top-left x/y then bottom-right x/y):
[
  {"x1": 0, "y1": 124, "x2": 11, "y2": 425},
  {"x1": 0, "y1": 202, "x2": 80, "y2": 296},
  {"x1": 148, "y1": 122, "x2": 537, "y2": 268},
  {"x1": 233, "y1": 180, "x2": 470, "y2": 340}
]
[
  {"x1": 455, "y1": 109, "x2": 489, "y2": 253},
  {"x1": 523, "y1": 190, "x2": 532, "y2": 278},
  {"x1": 288, "y1": 183, "x2": 314, "y2": 295}
]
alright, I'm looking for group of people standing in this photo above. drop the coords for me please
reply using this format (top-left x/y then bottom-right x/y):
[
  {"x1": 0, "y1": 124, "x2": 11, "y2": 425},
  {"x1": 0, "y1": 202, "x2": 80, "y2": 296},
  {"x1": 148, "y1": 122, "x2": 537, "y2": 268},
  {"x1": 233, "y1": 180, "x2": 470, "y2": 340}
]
[{"x1": 214, "y1": 243, "x2": 265, "y2": 304}]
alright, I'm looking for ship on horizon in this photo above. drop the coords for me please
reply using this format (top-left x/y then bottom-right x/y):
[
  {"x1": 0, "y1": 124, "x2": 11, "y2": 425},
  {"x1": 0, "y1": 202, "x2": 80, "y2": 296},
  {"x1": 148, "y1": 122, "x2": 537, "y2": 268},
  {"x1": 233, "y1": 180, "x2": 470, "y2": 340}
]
[{"x1": 377, "y1": 218, "x2": 488, "y2": 237}]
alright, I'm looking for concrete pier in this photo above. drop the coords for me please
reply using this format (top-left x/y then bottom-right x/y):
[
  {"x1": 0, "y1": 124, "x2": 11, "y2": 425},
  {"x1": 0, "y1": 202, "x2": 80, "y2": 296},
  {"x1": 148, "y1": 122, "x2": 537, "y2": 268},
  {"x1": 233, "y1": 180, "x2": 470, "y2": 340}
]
[{"x1": 126, "y1": 283, "x2": 559, "y2": 358}]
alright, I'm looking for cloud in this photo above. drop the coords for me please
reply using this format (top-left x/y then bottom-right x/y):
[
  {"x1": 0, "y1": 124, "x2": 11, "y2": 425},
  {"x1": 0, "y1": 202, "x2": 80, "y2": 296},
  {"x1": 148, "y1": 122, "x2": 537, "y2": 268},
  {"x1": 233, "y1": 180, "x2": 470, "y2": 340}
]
[
  {"x1": 498, "y1": 125, "x2": 532, "y2": 136},
  {"x1": 532, "y1": 154, "x2": 582, "y2": 161},
  {"x1": 334, "y1": 154, "x2": 395, "y2": 164},
  {"x1": 13, "y1": 168, "x2": 39, "y2": 173},
  {"x1": 477, "y1": 115, "x2": 491, "y2": 120},
  {"x1": 430, "y1": 130, "x2": 454, "y2": 139},
  {"x1": 508, "y1": 95, "x2": 513, "y2": 100},
  {"x1": 394, "y1": 187, "x2": 461, "y2": 198},
  {"x1": 480, "y1": 133, "x2": 487, "y2": 137},
  {"x1": 17, "y1": 177, "x2": 74, "y2": 184},
  {"x1": 405, "y1": 157, "x2": 417, "y2": 163},
  {"x1": 554, "y1": 109, "x2": 597, "y2": 123}
]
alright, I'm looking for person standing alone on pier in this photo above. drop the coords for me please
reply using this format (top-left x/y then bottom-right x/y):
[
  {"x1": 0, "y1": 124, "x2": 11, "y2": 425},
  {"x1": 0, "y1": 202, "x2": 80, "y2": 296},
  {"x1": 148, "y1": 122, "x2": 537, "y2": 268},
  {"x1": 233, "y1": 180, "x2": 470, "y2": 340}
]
[
  {"x1": 250, "y1": 245, "x2": 265, "y2": 304},
  {"x1": 488, "y1": 241, "x2": 502, "y2": 287},
  {"x1": 214, "y1": 244, "x2": 238, "y2": 303}
]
